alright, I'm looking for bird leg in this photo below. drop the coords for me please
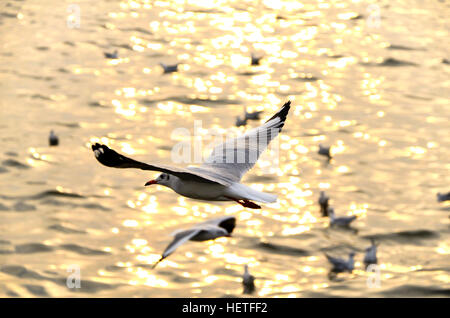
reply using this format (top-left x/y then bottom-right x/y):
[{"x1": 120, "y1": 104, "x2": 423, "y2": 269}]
[{"x1": 226, "y1": 197, "x2": 261, "y2": 209}]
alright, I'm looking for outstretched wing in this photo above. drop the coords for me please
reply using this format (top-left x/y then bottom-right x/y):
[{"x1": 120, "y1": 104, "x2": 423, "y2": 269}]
[
  {"x1": 190, "y1": 101, "x2": 291, "y2": 183},
  {"x1": 152, "y1": 228, "x2": 202, "y2": 269},
  {"x1": 91, "y1": 143, "x2": 230, "y2": 186}
]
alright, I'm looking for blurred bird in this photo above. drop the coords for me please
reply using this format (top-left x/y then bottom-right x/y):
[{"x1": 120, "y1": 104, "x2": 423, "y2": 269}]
[
  {"x1": 328, "y1": 207, "x2": 357, "y2": 227},
  {"x1": 244, "y1": 109, "x2": 264, "y2": 121},
  {"x1": 318, "y1": 144, "x2": 332, "y2": 159},
  {"x1": 152, "y1": 216, "x2": 236, "y2": 268},
  {"x1": 251, "y1": 53, "x2": 263, "y2": 66},
  {"x1": 437, "y1": 192, "x2": 450, "y2": 202},
  {"x1": 235, "y1": 116, "x2": 247, "y2": 127},
  {"x1": 91, "y1": 101, "x2": 291, "y2": 209},
  {"x1": 242, "y1": 264, "x2": 256, "y2": 294},
  {"x1": 104, "y1": 50, "x2": 118, "y2": 59},
  {"x1": 325, "y1": 252, "x2": 355, "y2": 274},
  {"x1": 160, "y1": 62, "x2": 179, "y2": 74},
  {"x1": 318, "y1": 191, "x2": 330, "y2": 216},
  {"x1": 363, "y1": 239, "x2": 378, "y2": 269},
  {"x1": 49, "y1": 130, "x2": 59, "y2": 146}
]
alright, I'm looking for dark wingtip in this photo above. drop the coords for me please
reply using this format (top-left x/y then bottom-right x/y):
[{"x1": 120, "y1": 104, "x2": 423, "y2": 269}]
[
  {"x1": 152, "y1": 256, "x2": 164, "y2": 269},
  {"x1": 265, "y1": 100, "x2": 291, "y2": 126}
]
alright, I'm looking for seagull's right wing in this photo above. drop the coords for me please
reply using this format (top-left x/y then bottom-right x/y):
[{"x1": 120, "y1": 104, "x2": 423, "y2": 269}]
[
  {"x1": 152, "y1": 228, "x2": 202, "y2": 269},
  {"x1": 92, "y1": 143, "x2": 231, "y2": 186}
]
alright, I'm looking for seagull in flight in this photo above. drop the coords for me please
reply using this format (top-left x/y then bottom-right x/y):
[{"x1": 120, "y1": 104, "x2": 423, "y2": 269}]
[
  {"x1": 152, "y1": 216, "x2": 236, "y2": 268},
  {"x1": 92, "y1": 101, "x2": 291, "y2": 209}
]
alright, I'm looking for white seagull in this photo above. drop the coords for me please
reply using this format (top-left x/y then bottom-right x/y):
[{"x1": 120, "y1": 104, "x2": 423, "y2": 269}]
[
  {"x1": 235, "y1": 116, "x2": 247, "y2": 127},
  {"x1": 363, "y1": 239, "x2": 378, "y2": 269},
  {"x1": 104, "y1": 50, "x2": 118, "y2": 59},
  {"x1": 328, "y1": 207, "x2": 357, "y2": 227},
  {"x1": 251, "y1": 53, "x2": 263, "y2": 66},
  {"x1": 152, "y1": 216, "x2": 236, "y2": 268},
  {"x1": 49, "y1": 130, "x2": 59, "y2": 146},
  {"x1": 318, "y1": 191, "x2": 329, "y2": 216},
  {"x1": 244, "y1": 109, "x2": 264, "y2": 121},
  {"x1": 242, "y1": 264, "x2": 256, "y2": 294},
  {"x1": 159, "y1": 62, "x2": 179, "y2": 74},
  {"x1": 325, "y1": 252, "x2": 355, "y2": 274},
  {"x1": 437, "y1": 192, "x2": 450, "y2": 202},
  {"x1": 92, "y1": 101, "x2": 291, "y2": 209},
  {"x1": 318, "y1": 144, "x2": 332, "y2": 159}
]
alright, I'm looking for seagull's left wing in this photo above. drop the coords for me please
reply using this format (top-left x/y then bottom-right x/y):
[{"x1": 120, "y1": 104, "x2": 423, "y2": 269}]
[
  {"x1": 189, "y1": 101, "x2": 291, "y2": 183},
  {"x1": 152, "y1": 228, "x2": 202, "y2": 269}
]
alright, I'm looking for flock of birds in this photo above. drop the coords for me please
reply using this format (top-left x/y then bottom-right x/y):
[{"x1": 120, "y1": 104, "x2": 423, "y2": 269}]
[{"x1": 41, "y1": 48, "x2": 449, "y2": 296}]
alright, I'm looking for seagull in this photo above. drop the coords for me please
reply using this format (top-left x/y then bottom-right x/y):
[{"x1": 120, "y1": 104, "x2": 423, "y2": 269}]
[
  {"x1": 318, "y1": 144, "x2": 332, "y2": 159},
  {"x1": 49, "y1": 130, "x2": 59, "y2": 146},
  {"x1": 104, "y1": 50, "x2": 118, "y2": 59},
  {"x1": 244, "y1": 109, "x2": 264, "y2": 121},
  {"x1": 318, "y1": 191, "x2": 329, "y2": 216},
  {"x1": 242, "y1": 264, "x2": 256, "y2": 294},
  {"x1": 437, "y1": 192, "x2": 450, "y2": 202},
  {"x1": 91, "y1": 101, "x2": 291, "y2": 209},
  {"x1": 325, "y1": 252, "x2": 355, "y2": 274},
  {"x1": 160, "y1": 62, "x2": 179, "y2": 74},
  {"x1": 235, "y1": 116, "x2": 247, "y2": 127},
  {"x1": 152, "y1": 216, "x2": 236, "y2": 268},
  {"x1": 328, "y1": 207, "x2": 357, "y2": 227},
  {"x1": 251, "y1": 53, "x2": 263, "y2": 66},
  {"x1": 363, "y1": 239, "x2": 378, "y2": 269}
]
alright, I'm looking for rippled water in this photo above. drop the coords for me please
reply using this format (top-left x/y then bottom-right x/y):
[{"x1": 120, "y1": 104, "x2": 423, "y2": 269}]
[{"x1": 1, "y1": 0, "x2": 449, "y2": 297}]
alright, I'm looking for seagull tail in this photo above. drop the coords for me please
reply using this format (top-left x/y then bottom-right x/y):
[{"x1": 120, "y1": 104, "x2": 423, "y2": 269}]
[{"x1": 229, "y1": 183, "x2": 277, "y2": 203}]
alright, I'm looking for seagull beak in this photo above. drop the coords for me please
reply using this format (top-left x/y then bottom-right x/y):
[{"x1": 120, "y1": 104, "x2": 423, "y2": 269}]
[{"x1": 145, "y1": 180, "x2": 157, "y2": 186}]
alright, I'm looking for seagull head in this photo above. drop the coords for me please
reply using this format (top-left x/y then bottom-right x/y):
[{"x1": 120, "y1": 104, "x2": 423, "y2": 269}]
[{"x1": 145, "y1": 173, "x2": 172, "y2": 187}]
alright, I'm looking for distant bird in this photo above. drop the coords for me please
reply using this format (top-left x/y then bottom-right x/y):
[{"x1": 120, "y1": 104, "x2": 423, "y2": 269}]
[
  {"x1": 437, "y1": 192, "x2": 450, "y2": 202},
  {"x1": 318, "y1": 191, "x2": 330, "y2": 216},
  {"x1": 91, "y1": 101, "x2": 291, "y2": 209},
  {"x1": 244, "y1": 109, "x2": 264, "y2": 121},
  {"x1": 318, "y1": 144, "x2": 332, "y2": 159},
  {"x1": 328, "y1": 207, "x2": 357, "y2": 227},
  {"x1": 235, "y1": 116, "x2": 247, "y2": 127},
  {"x1": 251, "y1": 53, "x2": 263, "y2": 66},
  {"x1": 49, "y1": 130, "x2": 59, "y2": 146},
  {"x1": 242, "y1": 264, "x2": 256, "y2": 294},
  {"x1": 152, "y1": 216, "x2": 236, "y2": 268},
  {"x1": 325, "y1": 252, "x2": 355, "y2": 274},
  {"x1": 160, "y1": 62, "x2": 179, "y2": 74},
  {"x1": 104, "y1": 50, "x2": 118, "y2": 59},
  {"x1": 363, "y1": 239, "x2": 378, "y2": 269}
]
